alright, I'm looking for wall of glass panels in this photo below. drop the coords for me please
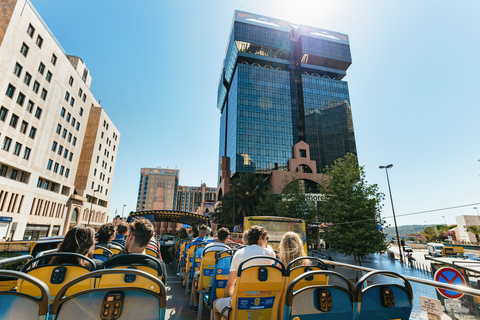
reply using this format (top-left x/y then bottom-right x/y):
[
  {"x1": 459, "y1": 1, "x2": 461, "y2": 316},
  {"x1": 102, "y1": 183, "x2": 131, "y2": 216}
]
[
  {"x1": 234, "y1": 64, "x2": 293, "y2": 174},
  {"x1": 301, "y1": 74, "x2": 356, "y2": 173}
]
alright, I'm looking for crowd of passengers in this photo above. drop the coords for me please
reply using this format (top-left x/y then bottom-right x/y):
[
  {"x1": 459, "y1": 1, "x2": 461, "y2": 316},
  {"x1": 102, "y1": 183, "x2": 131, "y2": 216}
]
[
  {"x1": 51, "y1": 218, "x2": 165, "y2": 277},
  {"x1": 49, "y1": 219, "x2": 309, "y2": 319}
]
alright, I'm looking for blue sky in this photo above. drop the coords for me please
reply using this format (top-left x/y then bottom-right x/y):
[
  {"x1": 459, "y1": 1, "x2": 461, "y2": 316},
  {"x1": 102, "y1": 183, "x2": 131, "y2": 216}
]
[{"x1": 32, "y1": 0, "x2": 480, "y2": 226}]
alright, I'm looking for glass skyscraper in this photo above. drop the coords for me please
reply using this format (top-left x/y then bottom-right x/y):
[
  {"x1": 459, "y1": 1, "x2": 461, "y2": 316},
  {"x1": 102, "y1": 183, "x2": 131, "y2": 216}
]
[{"x1": 218, "y1": 11, "x2": 357, "y2": 177}]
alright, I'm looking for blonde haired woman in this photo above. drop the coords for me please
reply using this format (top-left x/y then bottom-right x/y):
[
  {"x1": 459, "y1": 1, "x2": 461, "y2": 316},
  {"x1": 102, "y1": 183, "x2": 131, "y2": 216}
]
[{"x1": 279, "y1": 232, "x2": 309, "y2": 267}]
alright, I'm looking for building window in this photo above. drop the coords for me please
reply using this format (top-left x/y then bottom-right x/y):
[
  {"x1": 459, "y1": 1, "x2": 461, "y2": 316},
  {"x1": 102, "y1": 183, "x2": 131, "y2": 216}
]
[
  {"x1": 20, "y1": 43, "x2": 29, "y2": 57},
  {"x1": 52, "y1": 141, "x2": 57, "y2": 151},
  {"x1": 46, "y1": 71, "x2": 52, "y2": 82},
  {"x1": 47, "y1": 159, "x2": 53, "y2": 170},
  {"x1": 61, "y1": 107, "x2": 66, "y2": 117},
  {"x1": 65, "y1": 91, "x2": 70, "y2": 101},
  {"x1": 35, "y1": 107, "x2": 42, "y2": 119},
  {"x1": 13, "y1": 142, "x2": 22, "y2": 156},
  {"x1": 29, "y1": 127, "x2": 37, "y2": 139},
  {"x1": 70, "y1": 97, "x2": 75, "y2": 107},
  {"x1": 16, "y1": 92, "x2": 25, "y2": 106},
  {"x1": 60, "y1": 166, "x2": 64, "y2": 175},
  {"x1": 96, "y1": 156, "x2": 99, "y2": 163},
  {"x1": 69, "y1": 152, "x2": 73, "y2": 161},
  {"x1": 79, "y1": 108, "x2": 83, "y2": 116},
  {"x1": 2, "y1": 137, "x2": 12, "y2": 151},
  {"x1": 99, "y1": 143, "x2": 102, "y2": 151},
  {"x1": 63, "y1": 149, "x2": 68, "y2": 158},
  {"x1": 82, "y1": 68, "x2": 88, "y2": 82},
  {"x1": 33, "y1": 81, "x2": 40, "y2": 94},
  {"x1": 69, "y1": 76, "x2": 73, "y2": 86},
  {"x1": 6, "y1": 84, "x2": 15, "y2": 98},
  {"x1": 36, "y1": 35, "x2": 43, "y2": 48},
  {"x1": 0, "y1": 165, "x2": 8, "y2": 177},
  {"x1": 62, "y1": 129, "x2": 67, "y2": 138},
  {"x1": 0, "y1": 107, "x2": 8, "y2": 121},
  {"x1": 58, "y1": 145, "x2": 63, "y2": 155},
  {"x1": 13, "y1": 62, "x2": 23, "y2": 77},
  {"x1": 23, "y1": 147, "x2": 31, "y2": 160},
  {"x1": 72, "y1": 137, "x2": 77, "y2": 146},
  {"x1": 66, "y1": 113, "x2": 71, "y2": 122},
  {"x1": 51, "y1": 54, "x2": 57, "y2": 65},
  {"x1": 24, "y1": 72, "x2": 32, "y2": 86},
  {"x1": 56, "y1": 124, "x2": 61, "y2": 134},
  {"x1": 38, "y1": 62, "x2": 45, "y2": 75},
  {"x1": 78, "y1": 88, "x2": 83, "y2": 97},
  {"x1": 20, "y1": 121, "x2": 28, "y2": 134},
  {"x1": 94, "y1": 169, "x2": 97, "y2": 176},
  {"x1": 76, "y1": 122, "x2": 80, "y2": 131},
  {"x1": 26, "y1": 100, "x2": 34, "y2": 113},
  {"x1": 65, "y1": 168, "x2": 70, "y2": 178},
  {"x1": 27, "y1": 24, "x2": 35, "y2": 37},
  {"x1": 68, "y1": 133, "x2": 72, "y2": 142},
  {"x1": 10, "y1": 169, "x2": 18, "y2": 180},
  {"x1": 53, "y1": 163, "x2": 59, "y2": 173},
  {"x1": 9, "y1": 114, "x2": 18, "y2": 128},
  {"x1": 40, "y1": 89, "x2": 47, "y2": 100},
  {"x1": 82, "y1": 94, "x2": 86, "y2": 102}
]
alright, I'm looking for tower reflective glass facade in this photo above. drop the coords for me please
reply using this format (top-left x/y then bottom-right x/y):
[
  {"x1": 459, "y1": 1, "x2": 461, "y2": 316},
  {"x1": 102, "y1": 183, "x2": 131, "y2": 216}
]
[{"x1": 218, "y1": 11, "x2": 356, "y2": 177}]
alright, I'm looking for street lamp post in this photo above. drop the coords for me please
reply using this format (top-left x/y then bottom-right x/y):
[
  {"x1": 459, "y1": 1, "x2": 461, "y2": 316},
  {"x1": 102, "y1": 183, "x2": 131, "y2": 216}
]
[
  {"x1": 380, "y1": 164, "x2": 404, "y2": 264},
  {"x1": 122, "y1": 204, "x2": 127, "y2": 220},
  {"x1": 87, "y1": 188, "x2": 100, "y2": 226},
  {"x1": 442, "y1": 216, "x2": 447, "y2": 226},
  {"x1": 474, "y1": 207, "x2": 479, "y2": 217}
]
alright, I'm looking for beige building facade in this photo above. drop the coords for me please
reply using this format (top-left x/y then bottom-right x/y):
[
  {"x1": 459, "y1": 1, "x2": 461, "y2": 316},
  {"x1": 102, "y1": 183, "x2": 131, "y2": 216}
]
[{"x1": 0, "y1": 0, "x2": 119, "y2": 240}]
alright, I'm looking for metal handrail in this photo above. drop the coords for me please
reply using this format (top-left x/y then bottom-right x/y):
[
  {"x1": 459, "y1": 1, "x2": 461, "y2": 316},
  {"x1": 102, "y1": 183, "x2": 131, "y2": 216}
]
[
  {"x1": 321, "y1": 259, "x2": 480, "y2": 297},
  {"x1": 0, "y1": 255, "x2": 33, "y2": 266}
]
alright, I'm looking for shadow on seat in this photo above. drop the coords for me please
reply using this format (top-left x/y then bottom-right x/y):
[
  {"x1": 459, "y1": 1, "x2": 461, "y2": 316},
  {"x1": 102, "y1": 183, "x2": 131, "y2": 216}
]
[
  {"x1": 354, "y1": 270, "x2": 413, "y2": 320},
  {"x1": 49, "y1": 269, "x2": 166, "y2": 320},
  {"x1": 0, "y1": 270, "x2": 50, "y2": 320}
]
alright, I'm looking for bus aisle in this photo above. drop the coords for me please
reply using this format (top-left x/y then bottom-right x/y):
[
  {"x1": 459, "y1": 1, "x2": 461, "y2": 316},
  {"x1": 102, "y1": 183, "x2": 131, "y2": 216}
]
[{"x1": 165, "y1": 263, "x2": 209, "y2": 320}]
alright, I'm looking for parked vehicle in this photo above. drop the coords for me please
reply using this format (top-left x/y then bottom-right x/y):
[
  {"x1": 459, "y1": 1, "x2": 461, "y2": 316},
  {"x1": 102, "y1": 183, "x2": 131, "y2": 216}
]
[
  {"x1": 403, "y1": 245, "x2": 413, "y2": 252},
  {"x1": 463, "y1": 253, "x2": 480, "y2": 261},
  {"x1": 442, "y1": 246, "x2": 464, "y2": 257},
  {"x1": 427, "y1": 242, "x2": 444, "y2": 257}
]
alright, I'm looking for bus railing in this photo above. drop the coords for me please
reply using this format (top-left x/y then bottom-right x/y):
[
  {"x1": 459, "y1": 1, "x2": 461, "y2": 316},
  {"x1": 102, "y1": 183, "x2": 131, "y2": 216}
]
[{"x1": 0, "y1": 255, "x2": 33, "y2": 267}]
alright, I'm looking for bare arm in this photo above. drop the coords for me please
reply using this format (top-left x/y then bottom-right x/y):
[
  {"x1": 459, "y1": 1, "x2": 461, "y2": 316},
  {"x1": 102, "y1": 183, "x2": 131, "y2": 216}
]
[{"x1": 226, "y1": 271, "x2": 236, "y2": 297}]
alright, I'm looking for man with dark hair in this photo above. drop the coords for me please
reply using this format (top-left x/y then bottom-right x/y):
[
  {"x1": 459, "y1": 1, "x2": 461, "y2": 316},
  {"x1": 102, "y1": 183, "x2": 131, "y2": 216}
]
[
  {"x1": 97, "y1": 223, "x2": 123, "y2": 251},
  {"x1": 125, "y1": 218, "x2": 155, "y2": 253},
  {"x1": 103, "y1": 218, "x2": 167, "y2": 283},
  {"x1": 213, "y1": 225, "x2": 275, "y2": 320},
  {"x1": 113, "y1": 221, "x2": 129, "y2": 246}
]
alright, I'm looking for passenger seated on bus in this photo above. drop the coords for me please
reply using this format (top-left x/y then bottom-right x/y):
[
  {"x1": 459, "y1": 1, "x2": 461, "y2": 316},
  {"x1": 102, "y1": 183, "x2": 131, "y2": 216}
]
[
  {"x1": 186, "y1": 224, "x2": 214, "y2": 250},
  {"x1": 213, "y1": 225, "x2": 276, "y2": 320},
  {"x1": 191, "y1": 227, "x2": 231, "y2": 311},
  {"x1": 50, "y1": 225, "x2": 100, "y2": 268},
  {"x1": 103, "y1": 218, "x2": 167, "y2": 280},
  {"x1": 169, "y1": 228, "x2": 188, "y2": 261},
  {"x1": 96, "y1": 223, "x2": 123, "y2": 251},
  {"x1": 279, "y1": 232, "x2": 309, "y2": 267},
  {"x1": 113, "y1": 221, "x2": 129, "y2": 245}
]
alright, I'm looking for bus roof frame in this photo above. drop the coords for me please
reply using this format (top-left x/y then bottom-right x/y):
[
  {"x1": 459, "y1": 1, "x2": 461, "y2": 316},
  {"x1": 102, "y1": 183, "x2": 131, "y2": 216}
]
[{"x1": 126, "y1": 210, "x2": 210, "y2": 227}]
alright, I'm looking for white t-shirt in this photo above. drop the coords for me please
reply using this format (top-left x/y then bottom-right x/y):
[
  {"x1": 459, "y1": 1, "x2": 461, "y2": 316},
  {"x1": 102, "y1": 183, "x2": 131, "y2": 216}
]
[
  {"x1": 204, "y1": 242, "x2": 229, "y2": 254},
  {"x1": 230, "y1": 244, "x2": 276, "y2": 273}
]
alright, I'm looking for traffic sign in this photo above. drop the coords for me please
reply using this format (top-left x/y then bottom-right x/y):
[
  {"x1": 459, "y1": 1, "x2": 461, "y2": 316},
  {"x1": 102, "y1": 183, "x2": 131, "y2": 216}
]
[
  {"x1": 420, "y1": 296, "x2": 442, "y2": 316},
  {"x1": 434, "y1": 267, "x2": 466, "y2": 299},
  {"x1": 444, "y1": 299, "x2": 461, "y2": 310}
]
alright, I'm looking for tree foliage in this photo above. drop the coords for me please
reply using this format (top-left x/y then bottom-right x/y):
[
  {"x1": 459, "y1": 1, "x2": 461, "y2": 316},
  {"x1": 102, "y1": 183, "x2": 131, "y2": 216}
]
[
  {"x1": 466, "y1": 225, "x2": 480, "y2": 242},
  {"x1": 320, "y1": 153, "x2": 387, "y2": 264},
  {"x1": 213, "y1": 172, "x2": 269, "y2": 224}
]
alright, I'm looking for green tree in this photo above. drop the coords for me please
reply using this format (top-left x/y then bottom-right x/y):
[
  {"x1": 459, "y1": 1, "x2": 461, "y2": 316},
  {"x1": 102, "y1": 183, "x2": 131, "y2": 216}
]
[
  {"x1": 213, "y1": 172, "x2": 269, "y2": 224},
  {"x1": 256, "y1": 191, "x2": 279, "y2": 217},
  {"x1": 320, "y1": 153, "x2": 387, "y2": 265},
  {"x1": 466, "y1": 226, "x2": 480, "y2": 242}
]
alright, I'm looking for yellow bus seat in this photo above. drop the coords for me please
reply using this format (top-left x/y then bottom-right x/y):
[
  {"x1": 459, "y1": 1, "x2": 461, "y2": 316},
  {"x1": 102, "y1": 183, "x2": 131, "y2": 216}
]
[
  {"x1": 49, "y1": 269, "x2": 167, "y2": 320},
  {"x1": 98, "y1": 253, "x2": 166, "y2": 292},
  {"x1": 220, "y1": 256, "x2": 285, "y2": 320},
  {"x1": 0, "y1": 270, "x2": 50, "y2": 320},
  {"x1": 18, "y1": 253, "x2": 96, "y2": 304}
]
